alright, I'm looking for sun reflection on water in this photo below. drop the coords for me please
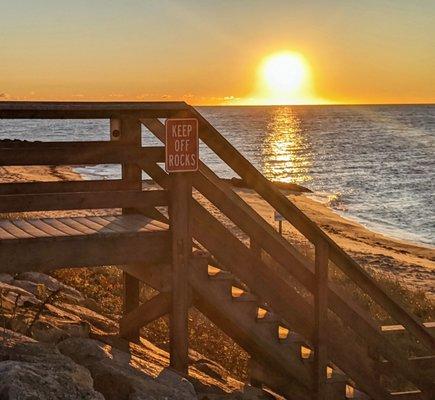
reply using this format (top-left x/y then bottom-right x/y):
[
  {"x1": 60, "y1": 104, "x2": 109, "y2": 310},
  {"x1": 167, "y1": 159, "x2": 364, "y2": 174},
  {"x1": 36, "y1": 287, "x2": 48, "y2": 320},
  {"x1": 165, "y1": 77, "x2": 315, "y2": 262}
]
[{"x1": 262, "y1": 107, "x2": 312, "y2": 184}]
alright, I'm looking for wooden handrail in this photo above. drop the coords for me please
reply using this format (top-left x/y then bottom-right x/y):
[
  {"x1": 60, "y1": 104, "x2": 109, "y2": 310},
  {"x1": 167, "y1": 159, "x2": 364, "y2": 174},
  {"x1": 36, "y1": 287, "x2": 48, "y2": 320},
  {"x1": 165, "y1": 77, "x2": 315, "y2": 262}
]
[
  {"x1": 0, "y1": 190, "x2": 167, "y2": 213},
  {"x1": 0, "y1": 180, "x2": 132, "y2": 195},
  {"x1": 0, "y1": 101, "x2": 189, "y2": 119},
  {"x1": 184, "y1": 106, "x2": 434, "y2": 352},
  {"x1": 0, "y1": 143, "x2": 164, "y2": 166}
]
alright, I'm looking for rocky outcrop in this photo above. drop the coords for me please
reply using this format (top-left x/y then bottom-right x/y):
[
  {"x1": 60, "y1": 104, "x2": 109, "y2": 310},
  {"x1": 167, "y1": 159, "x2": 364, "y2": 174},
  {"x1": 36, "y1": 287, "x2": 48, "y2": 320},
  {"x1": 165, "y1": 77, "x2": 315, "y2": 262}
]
[
  {"x1": 58, "y1": 337, "x2": 197, "y2": 400},
  {"x1": 0, "y1": 329, "x2": 104, "y2": 400},
  {"x1": 0, "y1": 271, "x2": 274, "y2": 399}
]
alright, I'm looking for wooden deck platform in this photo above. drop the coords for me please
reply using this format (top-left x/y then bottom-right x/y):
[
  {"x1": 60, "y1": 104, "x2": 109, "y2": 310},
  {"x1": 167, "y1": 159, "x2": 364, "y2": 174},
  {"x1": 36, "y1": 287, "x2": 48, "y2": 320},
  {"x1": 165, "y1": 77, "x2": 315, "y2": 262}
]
[{"x1": 0, "y1": 214, "x2": 170, "y2": 273}]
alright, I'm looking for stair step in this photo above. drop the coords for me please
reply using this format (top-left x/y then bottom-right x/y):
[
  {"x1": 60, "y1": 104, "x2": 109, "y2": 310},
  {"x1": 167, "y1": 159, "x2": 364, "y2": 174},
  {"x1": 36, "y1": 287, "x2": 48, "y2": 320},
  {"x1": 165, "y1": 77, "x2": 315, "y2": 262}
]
[
  {"x1": 231, "y1": 287, "x2": 257, "y2": 302},
  {"x1": 300, "y1": 345, "x2": 313, "y2": 360},
  {"x1": 278, "y1": 329, "x2": 306, "y2": 344},
  {"x1": 256, "y1": 307, "x2": 281, "y2": 323},
  {"x1": 208, "y1": 267, "x2": 234, "y2": 281}
]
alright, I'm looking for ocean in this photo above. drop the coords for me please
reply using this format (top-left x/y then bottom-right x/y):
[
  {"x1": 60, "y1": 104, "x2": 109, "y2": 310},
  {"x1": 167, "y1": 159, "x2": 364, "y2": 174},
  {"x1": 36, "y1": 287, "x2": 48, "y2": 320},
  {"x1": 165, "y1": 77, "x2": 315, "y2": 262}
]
[{"x1": 0, "y1": 105, "x2": 434, "y2": 246}]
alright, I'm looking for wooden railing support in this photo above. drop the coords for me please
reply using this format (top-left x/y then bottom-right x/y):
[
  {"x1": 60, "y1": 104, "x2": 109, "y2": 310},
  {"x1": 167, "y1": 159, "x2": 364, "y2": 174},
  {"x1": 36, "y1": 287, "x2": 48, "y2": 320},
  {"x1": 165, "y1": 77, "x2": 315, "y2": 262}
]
[
  {"x1": 169, "y1": 172, "x2": 192, "y2": 374},
  {"x1": 250, "y1": 237, "x2": 262, "y2": 260},
  {"x1": 119, "y1": 292, "x2": 171, "y2": 339},
  {"x1": 120, "y1": 117, "x2": 142, "y2": 342},
  {"x1": 313, "y1": 240, "x2": 329, "y2": 400}
]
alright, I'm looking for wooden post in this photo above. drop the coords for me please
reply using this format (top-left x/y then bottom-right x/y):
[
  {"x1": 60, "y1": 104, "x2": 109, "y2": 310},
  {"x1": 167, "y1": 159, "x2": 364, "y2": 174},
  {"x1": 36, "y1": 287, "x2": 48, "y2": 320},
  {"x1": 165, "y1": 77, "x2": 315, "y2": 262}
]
[
  {"x1": 313, "y1": 240, "x2": 329, "y2": 400},
  {"x1": 250, "y1": 237, "x2": 261, "y2": 260},
  {"x1": 119, "y1": 117, "x2": 142, "y2": 342},
  {"x1": 278, "y1": 220, "x2": 283, "y2": 235},
  {"x1": 169, "y1": 172, "x2": 192, "y2": 374}
]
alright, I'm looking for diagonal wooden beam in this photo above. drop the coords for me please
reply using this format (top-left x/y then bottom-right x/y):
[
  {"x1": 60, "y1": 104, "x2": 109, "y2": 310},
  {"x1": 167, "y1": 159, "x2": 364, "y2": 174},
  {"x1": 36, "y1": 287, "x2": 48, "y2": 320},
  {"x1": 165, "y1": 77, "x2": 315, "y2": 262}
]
[{"x1": 119, "y1": 291, "x2": 171, "y2": 339}]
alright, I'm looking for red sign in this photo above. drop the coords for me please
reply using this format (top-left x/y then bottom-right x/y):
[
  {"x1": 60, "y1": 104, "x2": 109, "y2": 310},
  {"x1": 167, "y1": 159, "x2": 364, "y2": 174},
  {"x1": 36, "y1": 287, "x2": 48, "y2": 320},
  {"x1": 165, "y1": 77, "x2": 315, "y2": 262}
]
[{"x1": 165, "y1": 118, "x2": 199, "y2": 172}]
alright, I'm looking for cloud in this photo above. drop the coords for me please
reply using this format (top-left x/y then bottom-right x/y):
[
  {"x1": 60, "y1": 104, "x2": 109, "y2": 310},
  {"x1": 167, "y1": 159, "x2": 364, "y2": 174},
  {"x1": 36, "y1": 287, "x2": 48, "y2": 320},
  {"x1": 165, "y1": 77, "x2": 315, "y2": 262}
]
[{"x1": 0, "y1": 92, "x2": 10, "y2": 99}]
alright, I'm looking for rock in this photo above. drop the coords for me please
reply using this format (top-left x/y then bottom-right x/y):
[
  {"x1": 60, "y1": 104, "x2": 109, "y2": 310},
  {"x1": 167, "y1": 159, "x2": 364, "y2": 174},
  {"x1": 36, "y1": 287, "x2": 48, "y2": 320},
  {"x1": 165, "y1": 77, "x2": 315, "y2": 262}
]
[
  {"x1": 0, "y1": 273, "x2": 13, "y2": 285},
  {"x1": 81, "y1": 297, "x2": 104, "y2": 314},
  {"x1": 155, "y1": 368, "x2": 197, "y2": 398},
  {"x1": 0, "y1": 282, "x2": 40, "y2": 310},
  {"x1": 242, "y1": 385, "x2": 276, "y2": 399},
  {"x1": 60, "y1": 320, "x2": 91, "y2": 338},
  {"x1": 192, "y1": 359, "x2": 228, "y2": 382},
  {"x1": 9, "y1": 316, "x2": 30, "y2": 336},
  {"x1": 54, "y1": 302, "x2": 117, "y2": 334},
  {"x1": 58, "y1": 337, "x2": 197, "y2": 400},
  {"x1": 9, "y1": 280, "x2": 45, "y2": 298},
  {"x1": 16, "y1": 272, "x2": 84, "y2": 302},
  {"x1": 0, "y1": 328, "x2": 104, "y2": 400},
  {"x1": 30, "y1": 320, "x2": 70, "y2": 344}
]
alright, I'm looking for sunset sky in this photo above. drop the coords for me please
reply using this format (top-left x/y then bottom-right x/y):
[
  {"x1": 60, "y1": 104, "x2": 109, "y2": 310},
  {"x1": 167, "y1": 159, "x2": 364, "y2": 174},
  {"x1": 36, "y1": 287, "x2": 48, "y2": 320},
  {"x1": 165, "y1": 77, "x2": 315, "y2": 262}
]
[{"x1": 1, "y1": 0, "x2": 434, "y2": 105}]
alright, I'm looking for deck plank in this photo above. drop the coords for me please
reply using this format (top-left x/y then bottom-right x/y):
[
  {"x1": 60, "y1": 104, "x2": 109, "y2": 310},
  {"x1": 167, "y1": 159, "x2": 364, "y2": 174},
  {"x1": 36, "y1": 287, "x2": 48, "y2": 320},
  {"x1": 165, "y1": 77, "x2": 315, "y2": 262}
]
[
  {"x1": 41, "y1": 218, "x2": 85, "y2": 236},
  {"x1": 0, "y1": 220, "x2": 35, "y2": 239},
  {"x1": 58, "y1": 217, "x2": 97, "y2": 235},
  {"x1": 0, "y1": 225, "x2": 17, "y2": 240},
  {"x1": 72, "y1": 217, "x2": 120, "y2": 234},
  {"x1": 27, "y1": 219, "x2": 68, "y2": 237},
  {"x1": 11, "y1": 220, "x2": 51, "y2": 238},
  {"x1": 87, "y1": 216, "x2": 127, "y2": 233}
]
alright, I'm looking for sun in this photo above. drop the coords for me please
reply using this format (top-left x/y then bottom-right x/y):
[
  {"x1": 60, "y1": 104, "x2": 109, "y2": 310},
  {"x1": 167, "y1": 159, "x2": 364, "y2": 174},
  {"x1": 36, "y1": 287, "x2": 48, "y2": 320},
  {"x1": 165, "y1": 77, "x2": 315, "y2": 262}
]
[
  {"x1": 230, "y1": 50, "x2": 329, "y2": 105},
  {"x1": 227, "y1": 50, "x2": 329, "y2": 105},
  {"x1": 261, "y1": 52, "x2": 308, "y2": 95}
]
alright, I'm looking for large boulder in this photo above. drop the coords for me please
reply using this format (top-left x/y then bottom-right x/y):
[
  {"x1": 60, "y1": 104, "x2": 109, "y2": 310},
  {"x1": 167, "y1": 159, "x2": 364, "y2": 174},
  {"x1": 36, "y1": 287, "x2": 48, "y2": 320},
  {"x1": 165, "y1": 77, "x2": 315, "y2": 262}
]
[
  {"x1": 0, "y1": 328, "x2": 104, "y2": 400},
  {"x1": 58, "y1": 337, "x2": 197, "y2": 400}
]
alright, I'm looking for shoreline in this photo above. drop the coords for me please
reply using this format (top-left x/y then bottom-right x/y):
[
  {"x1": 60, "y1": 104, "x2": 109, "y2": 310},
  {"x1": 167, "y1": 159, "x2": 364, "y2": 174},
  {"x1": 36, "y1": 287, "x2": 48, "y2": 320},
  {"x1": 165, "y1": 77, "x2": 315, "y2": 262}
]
[
  {"x1": 218, "y1": 185, "x2": 435, "y2": 301},
  {"x1": 1, "y1": 165, "x2": 433, "y2": 301},
  {"x1": 307, "y1": 192, "x2": 435, "y2": 251}
]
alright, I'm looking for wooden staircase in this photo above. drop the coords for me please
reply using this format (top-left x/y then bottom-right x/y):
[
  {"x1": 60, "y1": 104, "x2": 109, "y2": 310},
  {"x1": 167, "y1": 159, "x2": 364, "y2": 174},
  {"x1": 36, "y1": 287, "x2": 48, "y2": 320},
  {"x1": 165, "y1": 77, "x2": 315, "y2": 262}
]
[
  {"x1": 122, "y1": 257, "x2": 364, "y2": 400},
  {"x1": 0, "y1": 102, "x2": 433, "y2": 400}
]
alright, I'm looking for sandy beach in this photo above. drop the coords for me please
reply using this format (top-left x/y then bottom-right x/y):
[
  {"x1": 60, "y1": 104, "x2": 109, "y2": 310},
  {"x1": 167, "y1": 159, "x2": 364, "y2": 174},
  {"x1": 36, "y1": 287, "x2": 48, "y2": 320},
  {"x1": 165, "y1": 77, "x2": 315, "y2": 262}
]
[
  {"x1": 234, "y1": 187, "x2": 434, "y2": 301},
  {"x1": 2, "y1": 165, "x2": 433, "y2": 302}
]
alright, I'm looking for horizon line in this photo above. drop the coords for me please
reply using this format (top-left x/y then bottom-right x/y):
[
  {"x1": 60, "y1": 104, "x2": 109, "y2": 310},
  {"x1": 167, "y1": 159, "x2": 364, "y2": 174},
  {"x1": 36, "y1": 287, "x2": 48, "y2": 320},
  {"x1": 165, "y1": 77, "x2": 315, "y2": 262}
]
[{"x1": 195, "y1": 102, "x2": 435, "y2": 107}]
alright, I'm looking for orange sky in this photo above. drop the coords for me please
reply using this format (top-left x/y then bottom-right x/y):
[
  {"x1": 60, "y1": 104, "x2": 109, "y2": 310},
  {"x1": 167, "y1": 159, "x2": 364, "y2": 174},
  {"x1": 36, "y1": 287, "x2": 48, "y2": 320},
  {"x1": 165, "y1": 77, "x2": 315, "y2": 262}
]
[{"x1": 1, "y1": 1, "x2": 434, "y2": 105}]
